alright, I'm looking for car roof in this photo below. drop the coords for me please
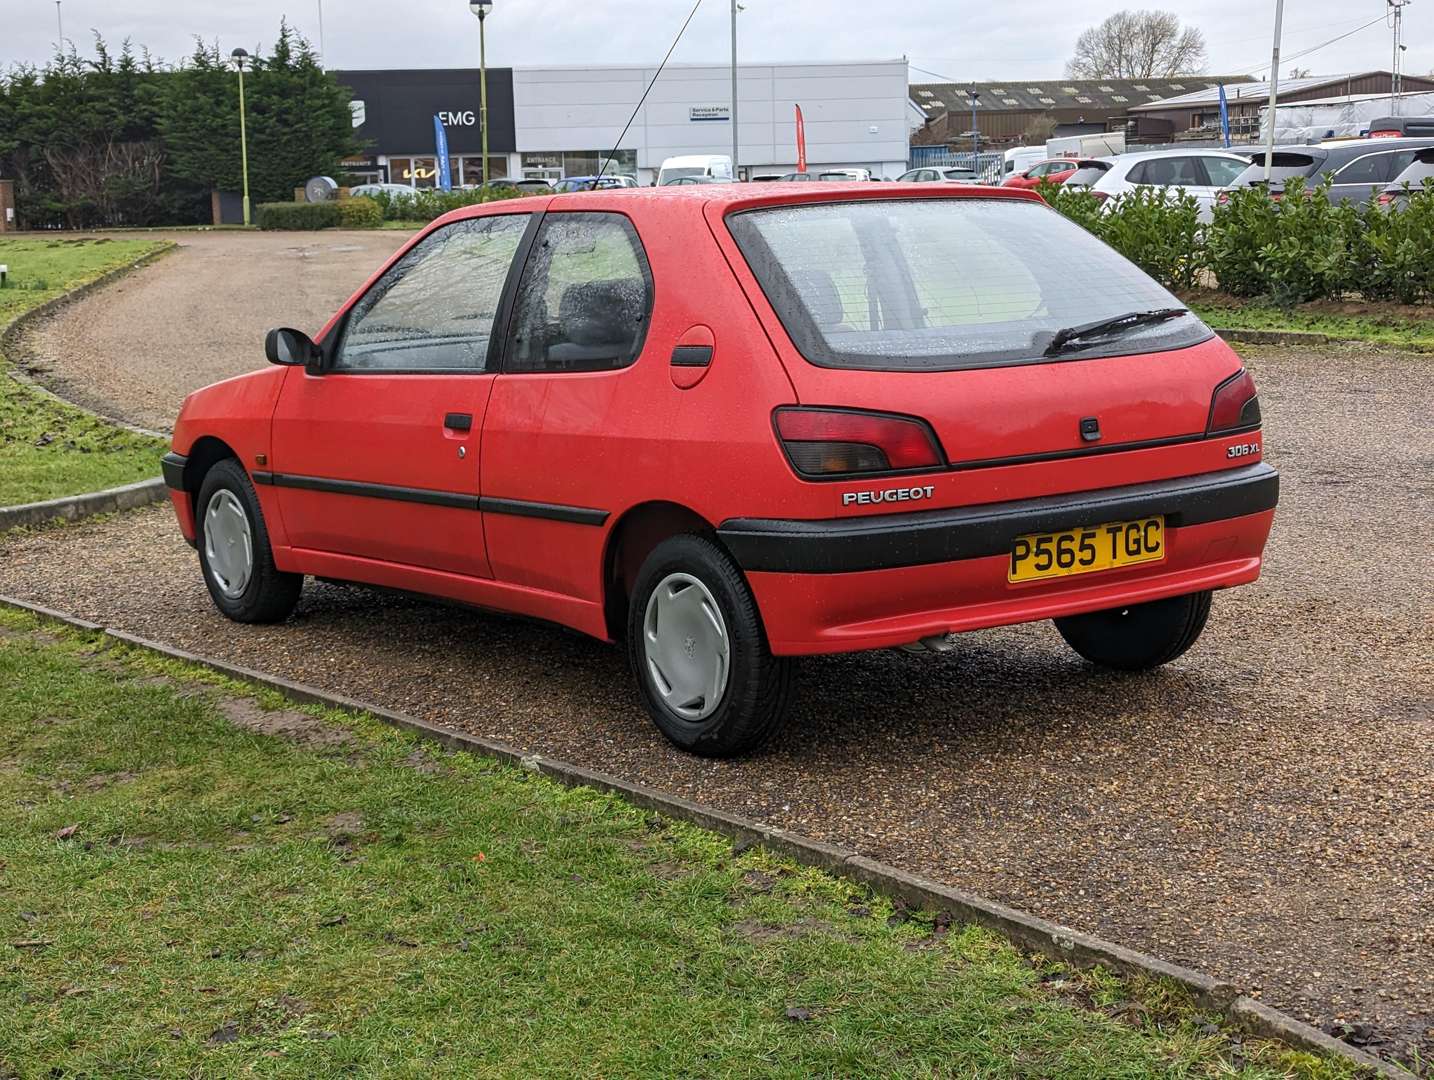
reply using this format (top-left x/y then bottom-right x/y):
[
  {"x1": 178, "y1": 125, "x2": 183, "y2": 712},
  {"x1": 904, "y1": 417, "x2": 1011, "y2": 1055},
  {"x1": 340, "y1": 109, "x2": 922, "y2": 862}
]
[
  {"x1": 429, "y1": 182, "x2": 1046, "y2": 229},
  {"x1": 1109, "y1": 148, "x2": 1250, "y2": 162}
]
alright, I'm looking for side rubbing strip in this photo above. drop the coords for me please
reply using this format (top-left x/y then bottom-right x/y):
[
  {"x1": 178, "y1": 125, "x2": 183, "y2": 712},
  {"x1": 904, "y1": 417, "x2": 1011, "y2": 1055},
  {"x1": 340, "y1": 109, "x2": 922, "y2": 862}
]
[
  {"x1": 480, "y1": 497, "x2": 609, "y2": 526},
  {"x1": 260, "y1": 473, "x2": 478, "y2": 510},
  {"x1": 251, "y1": 471, "x2": 607, "y2": 525}
]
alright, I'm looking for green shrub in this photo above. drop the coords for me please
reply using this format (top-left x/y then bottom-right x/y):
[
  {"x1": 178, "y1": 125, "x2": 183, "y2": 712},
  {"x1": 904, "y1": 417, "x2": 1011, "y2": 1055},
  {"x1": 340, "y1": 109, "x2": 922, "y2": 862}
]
[
  {"x1": 1207, "y1": 178, "x2": 1357, "y2": 306},
  {"x1": 370, "y1": 185, "x2": 531, "y2": 222},
  {"x1": 255, "y1": 201, "x2": 342, "y2": 230},
  {"x1": 1036, "y1": 180, "x2": 1105, "y2": 235},
  {"x1": 1100, "y1": 186, "x2": 1206, "y2": 290},
  {"x1": 1347, "y1": 179, "x2": 1434, "y2": 304},
  {"x1": 337, "y1": 195, "x2": 382, "y2": 229}
]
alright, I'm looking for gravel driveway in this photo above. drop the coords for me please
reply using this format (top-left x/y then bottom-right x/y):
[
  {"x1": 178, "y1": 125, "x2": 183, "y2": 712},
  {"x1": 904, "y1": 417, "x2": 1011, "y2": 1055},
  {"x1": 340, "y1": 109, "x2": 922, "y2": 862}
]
[
  {"x1": 3, "y1": 237, "x2": 1432, "y2": 1069},
  {"x1": 14, "y1": 230, "x2": 410, "y2": 432}
]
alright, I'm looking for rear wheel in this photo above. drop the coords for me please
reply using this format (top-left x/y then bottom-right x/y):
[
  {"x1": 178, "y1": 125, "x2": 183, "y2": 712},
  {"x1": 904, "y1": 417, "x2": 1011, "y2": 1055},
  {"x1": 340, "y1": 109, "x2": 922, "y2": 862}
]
[
  {"x1": 196, "y1": 459, "x2": 302, "y2": 624},
  {"x1": 627, "y1": 535, "x2": 793, "y2": 757},
  {"x1": 1054, "y1": 590, "x2": 1212, "y2": 671}
]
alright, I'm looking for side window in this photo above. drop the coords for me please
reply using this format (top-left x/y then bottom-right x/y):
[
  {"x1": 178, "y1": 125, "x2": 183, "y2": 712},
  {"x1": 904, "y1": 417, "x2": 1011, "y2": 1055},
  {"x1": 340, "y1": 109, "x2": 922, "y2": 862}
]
[
  {"x1": 1125, "y1": 162, "x2": 1148, "y2": 185},
  {"x1": 506, "y1": 212, "x2": 653, "y2": 373},
  {"x1": 335, "y1": 214, "x2": 529, "y2": 373},
  {"x1": 1200, "y1": 157, "x2": 1249, "y2": 187},
  {"x1": 1335, "y1": 152, "x2": 1401, "y2": 186},
  {"x1": 1137, "y1": 157, "x2": 1200, "y2": 187}
]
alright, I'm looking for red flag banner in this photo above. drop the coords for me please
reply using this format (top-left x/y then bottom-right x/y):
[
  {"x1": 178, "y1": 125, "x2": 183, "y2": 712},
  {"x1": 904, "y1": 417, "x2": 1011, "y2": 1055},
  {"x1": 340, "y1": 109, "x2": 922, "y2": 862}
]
[{"x1": 794, "y1": 104, "x2": 807, "y2": 173}]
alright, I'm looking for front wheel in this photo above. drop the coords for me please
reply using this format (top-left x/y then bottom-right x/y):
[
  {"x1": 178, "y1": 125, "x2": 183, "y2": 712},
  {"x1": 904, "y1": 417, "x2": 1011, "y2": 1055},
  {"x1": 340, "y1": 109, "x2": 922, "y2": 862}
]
[
  {"x1": 1054, "y1": 590, "x2": 1212, "y2": 671},
  {"x1": 196, "y1": 459, "x2": 302, "y2": 624},
  {"x1": 626, "y1": 535, "x2": 793, "y2": 757}
]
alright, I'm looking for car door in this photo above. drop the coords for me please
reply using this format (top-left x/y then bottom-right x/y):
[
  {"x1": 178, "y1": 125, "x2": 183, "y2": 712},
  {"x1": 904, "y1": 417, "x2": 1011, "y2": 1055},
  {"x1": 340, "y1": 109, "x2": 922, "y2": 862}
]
[
  {"x1": 269, "y1": 212, "x2": 533, "y2": 578},
  {"x1": 1192, "y1": 156, "x2": 1248, "y2": 218},
  {"x1": 480, "y1": 210, "x2": 655, "y2": 601}
]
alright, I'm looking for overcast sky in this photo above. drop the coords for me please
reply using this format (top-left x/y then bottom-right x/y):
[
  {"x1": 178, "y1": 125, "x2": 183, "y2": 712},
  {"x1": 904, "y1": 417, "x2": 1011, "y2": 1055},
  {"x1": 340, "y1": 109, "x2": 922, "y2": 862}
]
[{"x1": 5, "y1": 0, "x2": 1429, "y2": 84}]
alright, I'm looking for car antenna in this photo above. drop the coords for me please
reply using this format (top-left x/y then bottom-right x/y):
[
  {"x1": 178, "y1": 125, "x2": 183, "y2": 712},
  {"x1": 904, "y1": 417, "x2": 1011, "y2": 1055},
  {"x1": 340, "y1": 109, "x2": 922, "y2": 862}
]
[{"x1": 598, "y1": 0, "x2": 704, "y2": 184}]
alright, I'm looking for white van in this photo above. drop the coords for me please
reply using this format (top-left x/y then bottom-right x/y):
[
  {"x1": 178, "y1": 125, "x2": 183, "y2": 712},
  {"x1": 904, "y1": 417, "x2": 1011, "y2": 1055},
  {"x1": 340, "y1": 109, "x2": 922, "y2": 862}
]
[
  {"x1": 1002, "y1": 145, "x2": 1047, "y2": 179},
  {"x1": 657, "y1": 154, "x2": 735, "y2": 186}
]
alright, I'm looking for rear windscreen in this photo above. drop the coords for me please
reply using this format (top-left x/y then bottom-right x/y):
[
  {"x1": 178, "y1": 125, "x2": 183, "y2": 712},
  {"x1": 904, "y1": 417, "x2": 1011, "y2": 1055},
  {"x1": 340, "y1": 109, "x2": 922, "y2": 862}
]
[
  {"x1": 1231, "y1": 153, "x2": 1320, "y2": 186},
  {"x1": 727, "y1": 198, "x2": 1211, "y2": 372},
  {"x1": 1065, "y1": 166, "x2": 1109, "y2": 186}
]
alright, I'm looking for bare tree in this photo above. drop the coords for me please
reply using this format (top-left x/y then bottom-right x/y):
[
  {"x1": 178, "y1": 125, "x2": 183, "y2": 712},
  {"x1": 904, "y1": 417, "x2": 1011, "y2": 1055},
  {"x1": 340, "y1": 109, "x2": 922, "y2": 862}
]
[
  {"x1": 1066, "y1": 10, "x2": 1207, "y2": 79},
  {"x1": 1023, "y1": 114, "x2": 1058, "y2": 143},
  {"x1": 1289, "y1": 66, "x2": 1311, "y2": 78}
]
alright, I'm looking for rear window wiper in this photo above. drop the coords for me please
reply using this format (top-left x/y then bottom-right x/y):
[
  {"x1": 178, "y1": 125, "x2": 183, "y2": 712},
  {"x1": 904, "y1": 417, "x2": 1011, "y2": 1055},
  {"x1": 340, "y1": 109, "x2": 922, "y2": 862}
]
[{"x1": 1043, "y1": 308, "x2": 1189, "y2": 357}]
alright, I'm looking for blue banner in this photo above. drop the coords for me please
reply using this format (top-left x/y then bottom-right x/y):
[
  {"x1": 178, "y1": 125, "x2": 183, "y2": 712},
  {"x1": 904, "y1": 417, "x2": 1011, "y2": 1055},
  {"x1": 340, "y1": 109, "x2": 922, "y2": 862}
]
[
  {"x1": 433, "y1": 114, "x2": 452, "y2": 191},
  {"x1": 1218, "y1": 84, "x2": 1231, "y2": 148}
]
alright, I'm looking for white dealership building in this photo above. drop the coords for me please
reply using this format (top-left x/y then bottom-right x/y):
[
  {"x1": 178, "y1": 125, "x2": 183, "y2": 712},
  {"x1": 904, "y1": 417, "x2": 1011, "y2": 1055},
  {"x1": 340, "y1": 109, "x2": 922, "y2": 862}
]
[
  {"x1": 336, "y1": 59, "x2": 915, "y2": 186},
  {"x1": 513, "y1": 60, "x2": 913, "y2": 183}
]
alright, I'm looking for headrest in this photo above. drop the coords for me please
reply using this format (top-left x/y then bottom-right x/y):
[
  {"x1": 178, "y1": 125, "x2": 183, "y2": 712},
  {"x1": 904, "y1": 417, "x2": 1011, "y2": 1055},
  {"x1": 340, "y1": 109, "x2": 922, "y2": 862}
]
[{"x1": 558, "y1": 279, "x2": 643, "y2": 346}]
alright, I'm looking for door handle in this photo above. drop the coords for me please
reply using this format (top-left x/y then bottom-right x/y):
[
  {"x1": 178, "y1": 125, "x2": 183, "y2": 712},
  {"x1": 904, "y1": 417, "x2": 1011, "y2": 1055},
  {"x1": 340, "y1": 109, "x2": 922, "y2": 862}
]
[{"x1": 444, "y1": 412, "x2": 473, "y2": 432}]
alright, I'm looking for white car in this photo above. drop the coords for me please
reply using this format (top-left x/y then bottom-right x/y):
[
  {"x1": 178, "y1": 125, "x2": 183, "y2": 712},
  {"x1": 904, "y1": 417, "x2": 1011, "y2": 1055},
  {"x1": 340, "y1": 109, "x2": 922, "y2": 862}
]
[
  {"x1": 896, "y1": 166, "x2": 983, "y2": 185},
  {"x1": 1083, "y1": 149, "x2": 1252, "y2": 222}
]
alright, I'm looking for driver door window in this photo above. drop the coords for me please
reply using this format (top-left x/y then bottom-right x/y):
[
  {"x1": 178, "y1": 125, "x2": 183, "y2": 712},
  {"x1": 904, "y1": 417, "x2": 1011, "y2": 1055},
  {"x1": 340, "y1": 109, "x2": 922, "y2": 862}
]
[{"x1": 336, "y1": 215, "x2": 528, "y2": 372}]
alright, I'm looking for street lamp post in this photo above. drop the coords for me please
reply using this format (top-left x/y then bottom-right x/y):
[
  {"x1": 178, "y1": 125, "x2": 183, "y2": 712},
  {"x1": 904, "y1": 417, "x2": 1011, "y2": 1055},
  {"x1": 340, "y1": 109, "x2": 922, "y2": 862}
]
[
  {"x1": 469, "y1": 2, "x2": 493, "y2": 189},
  {"x1": 231, "y1": 48, "x2": 252, "y2": 227},
  {"x1": 968, "y1": 85, "x2": 980, "y2": 172}
]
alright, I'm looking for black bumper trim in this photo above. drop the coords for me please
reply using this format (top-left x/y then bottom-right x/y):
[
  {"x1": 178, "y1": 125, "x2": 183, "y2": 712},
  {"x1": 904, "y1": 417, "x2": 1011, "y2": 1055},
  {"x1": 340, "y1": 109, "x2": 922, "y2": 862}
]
[
  {"x1": 717, "y1": 462, "x2": 1279, "y2": 575},
  {"x1": 161, "y1": 451, "x2": 188, "y2": 491}
]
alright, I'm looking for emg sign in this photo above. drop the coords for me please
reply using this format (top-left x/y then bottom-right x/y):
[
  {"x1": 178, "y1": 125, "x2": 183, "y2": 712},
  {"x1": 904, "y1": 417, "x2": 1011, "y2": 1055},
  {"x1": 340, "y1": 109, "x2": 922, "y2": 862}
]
[{"x1": 438, "y1": 110, "x2": 477, "y2": 126}]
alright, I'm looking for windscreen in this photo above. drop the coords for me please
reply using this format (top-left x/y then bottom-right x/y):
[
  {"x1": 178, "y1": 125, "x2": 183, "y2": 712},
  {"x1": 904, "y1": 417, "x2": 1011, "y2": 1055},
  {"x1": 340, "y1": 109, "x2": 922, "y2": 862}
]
[
  {"x1": 662, "y1": 167, "x2": 705, "y2": 180},
  {"x1": 728, "y1": 198, "x2": 1211, "y2": 372},
  {"x1": 1231, "y1": 153, "x2": 1320, "y2": 186},
  {"x1": 1392, "y1": 149, "x2": 1434, "y2": 184}
]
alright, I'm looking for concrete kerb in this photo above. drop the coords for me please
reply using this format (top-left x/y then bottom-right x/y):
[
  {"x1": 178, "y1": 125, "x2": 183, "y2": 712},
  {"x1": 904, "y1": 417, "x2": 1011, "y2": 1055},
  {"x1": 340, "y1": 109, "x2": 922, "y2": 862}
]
[
  {"x1": 1216, "y1": 328, "x2": 1333, "y2": 347},
  {"x1": 0, "y1": 590, "x2": 1408, "y2": 1079},
  {"x1": 0, "y1": 478, "x2": 168, "y2": 532}
]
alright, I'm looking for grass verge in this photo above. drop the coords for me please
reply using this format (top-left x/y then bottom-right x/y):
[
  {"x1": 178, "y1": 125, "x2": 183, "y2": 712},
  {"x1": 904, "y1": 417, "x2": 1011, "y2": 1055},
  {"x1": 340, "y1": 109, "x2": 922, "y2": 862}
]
[
  {"x1": 1184, "y1": 289, "x2": 1434, "y2": 350},
  {"x1": 0, "y1": 608, "x2": 1358, "y2": 1079},
  {"x1": 0, "y1": 236, "x2": 170, "y2": 507}
]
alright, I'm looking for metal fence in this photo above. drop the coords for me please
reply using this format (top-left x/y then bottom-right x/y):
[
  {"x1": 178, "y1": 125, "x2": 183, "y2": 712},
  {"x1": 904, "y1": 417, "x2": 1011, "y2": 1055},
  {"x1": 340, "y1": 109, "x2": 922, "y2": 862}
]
[{"x1": 908, "y1": 147, "x2": 1006, "y2": 182}]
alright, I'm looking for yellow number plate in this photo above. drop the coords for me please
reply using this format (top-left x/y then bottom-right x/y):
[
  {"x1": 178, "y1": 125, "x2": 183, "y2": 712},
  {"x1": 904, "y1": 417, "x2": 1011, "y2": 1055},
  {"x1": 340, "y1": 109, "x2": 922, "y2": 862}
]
[{"x1": 1008, "y1": 516, "x2": 1165, "y2": 583}]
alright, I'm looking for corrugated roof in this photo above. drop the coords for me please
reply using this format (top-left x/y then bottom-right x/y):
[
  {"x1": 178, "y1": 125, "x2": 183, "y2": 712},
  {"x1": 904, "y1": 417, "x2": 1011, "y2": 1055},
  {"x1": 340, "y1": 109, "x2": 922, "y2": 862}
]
[
  {"x1": 909, "y1": 77, "x2": 1253, "y2": 116},
  {"x1": 1128, "y1": 73, "x2": 1378, "y2": 111}
]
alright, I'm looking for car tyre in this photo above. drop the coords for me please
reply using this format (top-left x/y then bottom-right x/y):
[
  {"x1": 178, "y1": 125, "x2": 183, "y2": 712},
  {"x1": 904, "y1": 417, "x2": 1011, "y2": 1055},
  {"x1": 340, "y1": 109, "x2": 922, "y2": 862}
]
[
  {"x1": 1054, "y1": 590, "x2": 1212, "y2": 671},
  {"x1": 627, "y1": 534, "x2": 793, "y2": 757},
  {"x1": 196, "y1": 458, "x2": 302, "y2": 624}
]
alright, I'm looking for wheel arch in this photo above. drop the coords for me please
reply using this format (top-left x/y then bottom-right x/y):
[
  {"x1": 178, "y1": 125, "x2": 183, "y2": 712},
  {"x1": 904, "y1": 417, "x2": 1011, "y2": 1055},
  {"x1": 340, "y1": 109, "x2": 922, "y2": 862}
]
[
  {"x1": 602, "y1": 500, "x2": 723, "y2": 641},
  {"x1": 181, "y1": 436, "x2": 241, "y2": 498}
]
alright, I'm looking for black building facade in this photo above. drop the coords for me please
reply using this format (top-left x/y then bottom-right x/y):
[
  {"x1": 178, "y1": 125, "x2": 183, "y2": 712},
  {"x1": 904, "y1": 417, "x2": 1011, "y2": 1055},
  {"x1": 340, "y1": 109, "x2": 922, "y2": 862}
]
[{"x1": 334, "y1": 67, "x2": 517, "y2": 186}]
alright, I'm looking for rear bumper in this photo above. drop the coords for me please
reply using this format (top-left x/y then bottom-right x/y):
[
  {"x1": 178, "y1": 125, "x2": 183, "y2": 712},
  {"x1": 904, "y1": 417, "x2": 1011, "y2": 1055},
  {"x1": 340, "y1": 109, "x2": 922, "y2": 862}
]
[{"x1": 719, "y1": 463, "x2": 1278, "y2": 655}]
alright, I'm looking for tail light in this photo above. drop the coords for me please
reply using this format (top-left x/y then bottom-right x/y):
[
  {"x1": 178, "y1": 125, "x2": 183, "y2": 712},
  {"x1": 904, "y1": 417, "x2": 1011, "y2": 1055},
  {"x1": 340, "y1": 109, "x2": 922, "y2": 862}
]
[
  {"x1": 775, "y1": 407, "x2": 945, "y2": 478},
  {"x1": 1216, "y1": 190, "x2": 1231, "y2": 206},
  {"x1": 1377, "y1": 191, "x2": 1397, "y2": 208},
  {"x1": 1207, "y1": 370, "x2": 1261, "y2": 434},
  {"x1": 1088, "y1": 190, "x2": 1110, "y2": 203}
]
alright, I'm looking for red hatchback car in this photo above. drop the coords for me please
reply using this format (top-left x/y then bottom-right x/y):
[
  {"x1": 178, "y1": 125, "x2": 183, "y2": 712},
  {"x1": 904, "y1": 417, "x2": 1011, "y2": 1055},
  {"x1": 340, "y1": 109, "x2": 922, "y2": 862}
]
[
  {"x1": 1002, "y1": 158, "x2": 1080, "y2": 189},
  {"x1": 163, "y1": 184, "x2": 1277, "y2": 756}
]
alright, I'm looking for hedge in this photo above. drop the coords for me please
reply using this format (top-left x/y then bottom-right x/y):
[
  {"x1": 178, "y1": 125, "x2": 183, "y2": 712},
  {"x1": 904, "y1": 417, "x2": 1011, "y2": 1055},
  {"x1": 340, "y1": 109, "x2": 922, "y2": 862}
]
[
  {"x1": 368, "y1": 185, "x2": 534, "y2": 222},
  {"x1": 255, "y1": 201, "x2": 342, "y2": 230},
  {"x1": 336, "y1": 196, "x2": 383, "y2": 229},
  {"x1": 1039, "y1": 177, "x2": 1434, "y2": 306}
]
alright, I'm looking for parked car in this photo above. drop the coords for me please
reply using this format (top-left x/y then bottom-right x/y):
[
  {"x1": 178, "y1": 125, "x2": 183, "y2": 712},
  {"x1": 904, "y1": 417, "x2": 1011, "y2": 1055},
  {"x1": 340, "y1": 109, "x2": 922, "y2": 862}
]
[
  {"x1": 661, "y1": 175, "x2": 724, "y2": 186},
  {"x1": 505, "y1": 179, "x2": 558, "y2": 194},
  {"x1": 895, "y1": 166, "x2": 982, "y2": 184},
  {"x1": 1377, "y1": 147, "x2": 1434, "y2": 209},
  {"x1": 657, "y1": 154, "x2": 734, "y2": 186},
  {"x1": 1086, "y1": 149, "x2": 1252, "y2": 221},
  {"x1": 777, "y1": 172, "x2": 819, "y2": 182},
  {"x1": 349, "y1": 183, "x2": 415, "y2": 199},
  {"x1": 1216, "y1": 138, "x2": 1434, "y2": 207},
  {"x1": 1003, "y1": 158, "x2": 1081, "y2": 189},
  {"x1": 162, "y1": 185, "x2": 1277, "y2": 757},
  {"x1": 552, "y1": 175, "x2": 638, "y2": 192},
  {"x1": 815, "y1": 168, "x2": 873, "y2": 182},
  {"x1": 1055, "y1": 160, "x2": 1115, "y2": 190}
]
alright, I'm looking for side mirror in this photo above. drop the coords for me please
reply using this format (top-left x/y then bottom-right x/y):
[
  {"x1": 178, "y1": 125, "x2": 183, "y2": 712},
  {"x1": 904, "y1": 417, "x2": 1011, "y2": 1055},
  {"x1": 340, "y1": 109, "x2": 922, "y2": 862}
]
[{"x1": 265, "y1": 327, "x2": 320, "y2": 369}]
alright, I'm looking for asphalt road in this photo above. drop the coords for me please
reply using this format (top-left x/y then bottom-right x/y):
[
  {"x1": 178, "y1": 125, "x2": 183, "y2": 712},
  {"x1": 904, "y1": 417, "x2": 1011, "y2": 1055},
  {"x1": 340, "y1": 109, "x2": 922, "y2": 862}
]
[{"x1": 3, "y1": 237, "x2": 1431, "y2": 1069}]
